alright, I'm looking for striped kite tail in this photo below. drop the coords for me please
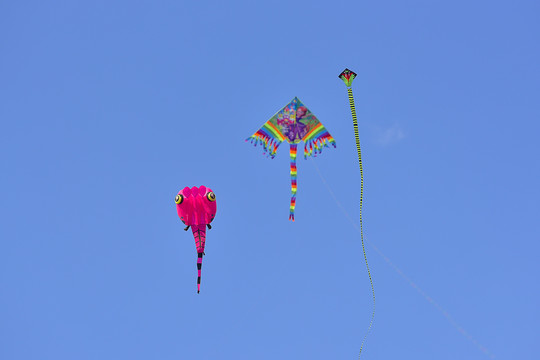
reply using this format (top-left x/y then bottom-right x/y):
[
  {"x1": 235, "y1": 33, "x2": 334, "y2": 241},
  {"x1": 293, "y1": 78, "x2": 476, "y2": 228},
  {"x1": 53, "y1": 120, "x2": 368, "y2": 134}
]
[
  {"x1": 339, "y1": 68, "x2": 375, "y2": 360},
  {"x1": 289, "y1": 144, "x2": 298, "y2": 221},
  {"x1": 191, "y1": 224, "x2": 207, "y2": 293},
  {"x1": 196, "y1": 252, "x2": 203, "y2": 293}
]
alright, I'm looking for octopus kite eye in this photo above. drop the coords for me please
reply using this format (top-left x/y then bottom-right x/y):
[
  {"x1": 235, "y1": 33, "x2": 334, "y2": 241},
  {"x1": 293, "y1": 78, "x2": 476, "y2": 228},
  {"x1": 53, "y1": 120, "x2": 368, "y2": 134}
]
[
  {"x1": 175, "y1": 194, "x2": 183, "y2": 204},
  {"x1": 206, "y1": 192, "x2": 216, "y2": 202}
]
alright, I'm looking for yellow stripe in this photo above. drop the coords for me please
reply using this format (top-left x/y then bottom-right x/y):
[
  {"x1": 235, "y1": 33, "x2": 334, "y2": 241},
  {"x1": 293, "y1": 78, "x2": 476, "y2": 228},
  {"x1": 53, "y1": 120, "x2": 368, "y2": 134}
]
[
  {"x1": 266, "y1": 121, "x2": 286, "y2": 141},
  {"x1": 301, "y1": 123, "x2": 323, "y2": 141}
]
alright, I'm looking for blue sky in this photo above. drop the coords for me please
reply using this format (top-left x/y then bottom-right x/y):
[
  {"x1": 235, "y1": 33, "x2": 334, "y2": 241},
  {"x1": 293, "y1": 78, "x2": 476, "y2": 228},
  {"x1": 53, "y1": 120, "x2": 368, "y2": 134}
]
[{"x1": 1, "y1": 1, "x2": 539, "y2": 359}]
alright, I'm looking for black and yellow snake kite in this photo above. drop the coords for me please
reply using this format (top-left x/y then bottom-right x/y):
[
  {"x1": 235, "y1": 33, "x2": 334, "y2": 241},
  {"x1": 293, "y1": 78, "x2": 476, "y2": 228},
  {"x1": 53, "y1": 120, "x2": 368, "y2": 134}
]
[{"x1": 339, "y1": 69, "x2": 375, "y2": 359}]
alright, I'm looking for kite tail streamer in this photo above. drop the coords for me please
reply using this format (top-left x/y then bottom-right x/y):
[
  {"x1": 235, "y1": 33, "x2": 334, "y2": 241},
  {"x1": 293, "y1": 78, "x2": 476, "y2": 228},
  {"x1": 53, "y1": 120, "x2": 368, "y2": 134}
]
[
  {"x1": 197, "y1": 252, "x2": 203, "y2": 294},
  {"x1": 289, "y1": 144, "x2": 298, "y2": 221},
  {"x1": 245, "y1": 122, "x2": 285, "y2": 158},
  {"x1": 191, "y1": 224, "x2": 207, "y2": 293},
  {"x1": 339, "y1": 69, "x2": 375, "y2": 359}
]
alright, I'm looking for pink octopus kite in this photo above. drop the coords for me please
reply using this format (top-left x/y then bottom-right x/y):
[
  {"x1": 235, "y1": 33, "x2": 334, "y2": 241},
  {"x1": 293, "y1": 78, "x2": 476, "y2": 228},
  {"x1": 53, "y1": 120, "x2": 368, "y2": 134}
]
[{"x1": 175, "y1": 185, "x2": 217, "y2": 293}]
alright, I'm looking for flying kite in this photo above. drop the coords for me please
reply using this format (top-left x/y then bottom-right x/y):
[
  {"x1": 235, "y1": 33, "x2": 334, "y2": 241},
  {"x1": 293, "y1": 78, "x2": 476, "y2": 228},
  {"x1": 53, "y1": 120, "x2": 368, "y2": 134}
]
[
  {"x1": 339, "y1": 68, "x2": 375, "y2": 358},
  {"x1": 175, "y1": 185, "x2": 217, "y2": 293},
  {"x1": 246, "y1": 97, "x2": 336, "y2": 221}
]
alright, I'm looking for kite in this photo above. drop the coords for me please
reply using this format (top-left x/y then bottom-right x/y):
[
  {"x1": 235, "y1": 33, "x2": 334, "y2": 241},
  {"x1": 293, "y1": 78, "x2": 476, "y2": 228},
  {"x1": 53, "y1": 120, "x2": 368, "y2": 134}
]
[
  {"x1": 175, "y1": 185, "x2": 217, "y2": 293},
  {"x1": 339, "y1": 68, "x2": 375, "y2": 358},
  {"x1": 246, "y1": 97, "x2": 336, "y2": 221}
]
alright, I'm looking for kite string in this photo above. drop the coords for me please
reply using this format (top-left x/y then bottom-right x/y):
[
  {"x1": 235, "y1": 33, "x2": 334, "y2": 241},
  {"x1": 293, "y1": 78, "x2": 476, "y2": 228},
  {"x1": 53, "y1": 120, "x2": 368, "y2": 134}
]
[
  {"x1": 309, "y1": 160, "x2": 496, "y2": 359},
  {"x1": 347, "y1": 87, "x2": 376, "y2": 360}
]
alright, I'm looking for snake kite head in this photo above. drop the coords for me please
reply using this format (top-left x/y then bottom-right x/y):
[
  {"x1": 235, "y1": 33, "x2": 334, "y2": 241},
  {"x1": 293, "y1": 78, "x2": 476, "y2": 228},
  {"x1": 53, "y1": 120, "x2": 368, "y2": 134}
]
[
  {"x1": 175, "y1": 185, "x2": 217, "y2": 226},
  {"x1": 338, "y1": 68, "x2": 357, "y2": 87}
]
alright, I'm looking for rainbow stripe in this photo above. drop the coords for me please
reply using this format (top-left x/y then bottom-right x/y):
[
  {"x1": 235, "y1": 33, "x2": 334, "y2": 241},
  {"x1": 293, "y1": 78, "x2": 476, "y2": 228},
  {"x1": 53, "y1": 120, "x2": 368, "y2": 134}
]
[
  {"x1": 246, "y1": 121, "x2": 285, "y2": 158},
  {"x1": 289, "y1": 144, "x2": 298, "y2": 221},
  {"x1": 302, "y1": 123, "x2": 336, "y2": 158}
]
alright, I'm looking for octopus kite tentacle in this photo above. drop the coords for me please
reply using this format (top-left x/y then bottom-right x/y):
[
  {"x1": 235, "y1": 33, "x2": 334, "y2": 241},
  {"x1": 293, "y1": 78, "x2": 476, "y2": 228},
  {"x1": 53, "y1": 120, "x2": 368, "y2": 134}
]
[{"x1": 339, "y1": 69, "x2": 375, "y2": 359}]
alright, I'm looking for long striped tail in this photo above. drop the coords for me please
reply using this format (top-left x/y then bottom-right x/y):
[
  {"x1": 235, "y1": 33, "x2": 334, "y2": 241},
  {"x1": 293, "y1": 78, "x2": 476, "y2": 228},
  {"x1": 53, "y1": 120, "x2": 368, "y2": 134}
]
[
  {"x1": 197, "y1": 252, "x2": 203, "y2": 293},
  {"x1": 289, "y1": 144, "x2": 298, "y2": 221},
  {"x1": 340, "y1": 68, "x2": 375, "y2": 359},
  {"x1": 191, "y1": 224, "x2": 207, "y2": 293},
  {"x1": 347, "y1": 86, "x2": 375, "y2": 358}
]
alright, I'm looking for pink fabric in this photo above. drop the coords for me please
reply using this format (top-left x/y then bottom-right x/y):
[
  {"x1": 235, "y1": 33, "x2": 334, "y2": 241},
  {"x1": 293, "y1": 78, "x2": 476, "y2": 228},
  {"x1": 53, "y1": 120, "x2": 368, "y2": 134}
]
[
  {"x1": 176, "y1": 185, "x2": 217, "y2": 226},
  {"x1": 191, "y1": 224, "x2": 206, "y2": 253}
]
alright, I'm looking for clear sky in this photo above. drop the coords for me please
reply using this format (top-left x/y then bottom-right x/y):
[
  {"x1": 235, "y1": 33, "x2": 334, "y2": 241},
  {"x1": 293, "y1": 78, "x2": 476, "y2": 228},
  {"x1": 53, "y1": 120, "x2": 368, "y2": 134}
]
[{"x1": 1, "y1": 1, "x2": 539, "y2": 359}]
